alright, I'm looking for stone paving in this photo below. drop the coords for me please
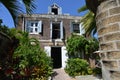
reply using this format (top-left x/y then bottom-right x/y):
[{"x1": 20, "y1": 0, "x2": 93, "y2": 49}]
[
  {"x1": 51, "y1": 68, "x2": 76, "y2": 80},
  {"x1": 50, "y1": 68, "x2": 102, "y2": 80}
]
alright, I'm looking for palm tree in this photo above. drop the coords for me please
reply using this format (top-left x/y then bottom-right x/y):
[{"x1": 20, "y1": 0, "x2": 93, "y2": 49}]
[
  {"x1": 0, "y1": 0, "x2": 35, "y2": 26},
  {"x1": 78, "y1": 5, "x2": 96, "y2": 36}
]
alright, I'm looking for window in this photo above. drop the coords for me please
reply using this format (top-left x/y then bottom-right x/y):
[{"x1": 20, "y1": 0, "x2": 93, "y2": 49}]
[
  {"x1": 71, "y1": 22, "x2": 80, "y2": 34},
  {"x1": 52, "y1": 23, "x2": 60, "y2": 39},
  {"x1": 51, "y1": 8, "x2": 58, "y2": 15},
  {"x1": 50, "y1": 21, "x2": 63, "y2": 39},
  {"x1": 73, "y1": 23, "x2": 80, "y2": 33},
  {"x1": 26, "y1": 21, "x2": 42, "y2": 34},
  {"x1": 48, "y1": 3, "x2": 62, "y2": 15}
]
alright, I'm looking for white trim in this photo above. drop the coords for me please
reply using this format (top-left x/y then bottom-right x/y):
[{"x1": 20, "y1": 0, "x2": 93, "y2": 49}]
[
  {"x1": 60, "y1": 21, "x2": 63, "y2": 39},
  {"x1": 38, "y1": 39, "x2": 65, "y2": 42},
  {"x1": 62, "y1": 46, "x2": 68, "y2": 68},
  {"x1": 26, "y1": 20, "x2": 42, "y2": 34},
  {"x1": 58, "y1": 7, "x2": 62, "y2": 14},
  {"x1": 38, "y1": 21, "x2": 42, "y2": 33},
  {"x1": 44, "y1": 46, "x2": 51, "y2": 56},
  {"x1": 44, "y1": 46, "x2": 68, "y2": 69},
  {"x1": 71, "y1": 22, "x2": 85, "y2": 35},
  {"x1": 80, "y1": 23, "x2": 85, "y2": 35}
]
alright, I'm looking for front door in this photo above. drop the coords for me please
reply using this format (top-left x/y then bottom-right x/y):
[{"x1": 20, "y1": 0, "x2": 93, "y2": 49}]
[{"x1": 51, "y1": 47, "x2": 62, "y2": 68}]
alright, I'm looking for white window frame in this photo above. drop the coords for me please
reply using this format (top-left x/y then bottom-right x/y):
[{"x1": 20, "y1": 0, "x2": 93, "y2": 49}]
[
  {"x1": 71, "y1": 22, "x2": 81, "y2": 35},
  {"x1": 48, "y1": 3, "x2": 62, "y2": 15},
  {"x1": 50, "y1": 21, "x2": 63, "y2": 40},
  {"x1": 26, "y1": 20, "x2": 42, "y2": 34}
]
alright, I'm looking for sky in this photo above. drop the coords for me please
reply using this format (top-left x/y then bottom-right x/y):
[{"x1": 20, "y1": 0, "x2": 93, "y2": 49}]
[{"x1": 0, "y1": 0, "x2": 86, "y2": 28}]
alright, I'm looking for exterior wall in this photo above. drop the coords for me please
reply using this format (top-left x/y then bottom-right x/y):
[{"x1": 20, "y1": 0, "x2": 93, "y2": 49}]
[
  {"x1": 17, "y1": 14, "x2": 82, "y2": 69},
  {"x1": 96, "y1": 0, "x2": 120, "y2": 79},
  {"x1": 17, "y1": 14, "x2": 81, "y2": 48}
]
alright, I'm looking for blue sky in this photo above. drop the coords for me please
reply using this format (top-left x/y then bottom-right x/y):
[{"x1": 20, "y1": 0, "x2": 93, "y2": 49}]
[{"x1": 0, "y1": 0, "x2": 86, "y2": 28}]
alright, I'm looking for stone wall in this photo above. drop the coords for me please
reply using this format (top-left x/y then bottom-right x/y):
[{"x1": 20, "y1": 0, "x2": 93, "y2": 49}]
[
  {"x1": 17, "y1": 14, "x2": 82, "y2": 48},
  {"x1": 96, "y1": 0, "x2": 120, "y2": 80}
]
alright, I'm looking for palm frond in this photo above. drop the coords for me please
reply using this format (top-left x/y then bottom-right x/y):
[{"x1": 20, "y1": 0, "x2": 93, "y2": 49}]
[
  {"x1": 0, "y1": 0, "x2": 36, "y2": 27},
  {"x1": 0, "y1": 0, "x2": 22, "y2": 26},
  {"x1": 23, "y1": 0, "x2": 36, "y2": 14},
  {"x1": 78, "y1": 5, "x2": 88, "y2": 13},
  {"x1": 80, "y1": 11, "x2": 96, "y2": 36}
]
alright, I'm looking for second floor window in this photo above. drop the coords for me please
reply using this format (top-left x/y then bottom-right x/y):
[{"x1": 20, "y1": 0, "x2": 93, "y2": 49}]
[
  {"x1": 26, "y1": 21, "x2": 42, "y2": 34},
  {"x1": 73, "y1": 23, "x2": 80, "y2": 33},
  {"x1": 71, "y1": 22, "x2": 85, "y2": 35},
  {"x1": 50, "y1": 21, "x2": 63, "y2": 39},
  {"x1": 71, "y1": 22, "x2": 81, "y2": 34}
]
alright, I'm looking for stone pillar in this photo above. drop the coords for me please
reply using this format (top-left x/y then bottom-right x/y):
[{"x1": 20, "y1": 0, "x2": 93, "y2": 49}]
[{"x1": 96, "y1": 0, "x2": 120, "y2": 80}]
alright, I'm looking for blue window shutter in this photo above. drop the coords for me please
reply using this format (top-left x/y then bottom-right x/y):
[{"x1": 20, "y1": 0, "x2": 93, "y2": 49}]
[
  {"x1": 38, "y1": 21, "x2": 42, "y2": 33},
  {"x1": 79, "y1": 23, "x2": 81, "y2": 34},
  {"x1": 26, "y1": 20, "x2": 30, "y2": 32},
  {"x1": 60, "y1": 21, "x2": 63, "y2": 39},
  {"x1": 70, "y1": 22, "x2": 73, "y2": 33},
  {"x1": 50, "y1": 22, "x2": 52, "y2": 39},
  {"x1": 80, "y1": 23, "x2": 85, "y2": 35}
]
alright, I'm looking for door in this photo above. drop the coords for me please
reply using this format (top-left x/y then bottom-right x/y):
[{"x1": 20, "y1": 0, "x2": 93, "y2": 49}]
[{"x1": 51, "y1": 47, "x2": 62, "y2": 68}]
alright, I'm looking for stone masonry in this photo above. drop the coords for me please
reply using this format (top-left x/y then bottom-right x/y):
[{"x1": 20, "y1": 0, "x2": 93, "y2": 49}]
[{"x1": 96, "y1": 0, "x2": 120, "y2": 80}]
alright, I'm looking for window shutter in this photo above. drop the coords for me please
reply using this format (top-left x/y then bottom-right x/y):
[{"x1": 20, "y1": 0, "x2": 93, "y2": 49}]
[
  {"x1": 44, "y1": 46, "x2": 51, "y2": 56},
  {"x1": 60, "y1": 21, "x2": 64, "y2": 39},
  {"x1": 38, "y1": 21, "x2": 42, "y2": 33},
  {"x1": 48, "y1": 6, "x2": 51, "y2": 13},
  {"x1": 70, "y1": 22, "x2": 73, "y2": 33},
  {"x1": 80, "y1": 23, "x2": 85, "y2": 35},
  {"x1": 26, "y1": 20, "x2": 30, "y2": 32},
  {"x1": 58, "y1": 7, "x2": 62, "y2": 14},
  {"x1": 62, "y1": 46, "x2": 68, "y2": 68},
  {"x1": 50, "y1": 22, "x2": 52, "y2": 39},
  {"x1": 79, "y1": 23, "x2": 81, "y2": 34}
]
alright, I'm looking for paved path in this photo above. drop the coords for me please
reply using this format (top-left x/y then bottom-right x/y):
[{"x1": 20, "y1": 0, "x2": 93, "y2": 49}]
[{"x1": 51, "y1": 68, "x2": 76, "y2": 80}]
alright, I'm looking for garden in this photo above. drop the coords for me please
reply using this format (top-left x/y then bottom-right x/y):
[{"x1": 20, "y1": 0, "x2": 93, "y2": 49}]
[
  {"x1": 65, "y1": 34, "x2": 102, "y2": 79},
  {"x1": 0, "y1": 25, "x2": 53, "y2": 80}
]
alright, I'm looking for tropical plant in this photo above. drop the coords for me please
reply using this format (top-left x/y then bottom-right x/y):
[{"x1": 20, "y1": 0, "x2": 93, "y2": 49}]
[
  {"x1": 65, "y1": 58, "x2": 93, "y2": 77},
  {"x1": 85, "y1": 38, "x2": 99, "y2": 59},
  {"x1": 66, "y1": 34, "x2": 88, "y2": 58},
  {"x1": 12, "y1": 29, "x2": 53, "y2": 79},
  {"x1": 66, "y1": 34, "x2": 99, "y2": 59},
  {"x1": 0, "y1": 27, "x2": 53, "y2": 80},
  {"x1": 0, "y1": 25, "x2": 19, "y2": 80},
  {"x1": 78, "y1": 5, "x2": 96, "y2": 36},
  {"x1": 0, "y1": 0, "x2": 35, "y2": 26}
]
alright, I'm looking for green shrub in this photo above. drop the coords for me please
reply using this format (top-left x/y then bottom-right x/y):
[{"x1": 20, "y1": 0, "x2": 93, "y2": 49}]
[
  {"x1": 92, "y1": 67, "x2": 102, "y2": 75},
  {"x1": 65, "y1": 58, "x2": 93, "y2": 77},
  {"x1": 13, "y1": 31, "x2": 53, "y2": 79}
]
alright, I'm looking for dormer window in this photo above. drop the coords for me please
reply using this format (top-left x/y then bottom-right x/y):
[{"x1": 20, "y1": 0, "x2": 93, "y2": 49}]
[
  {"x1": 52, "y1": 8, "x2": 58, "y2": 15},
  {"x1": 48, "y1": 3, "x2": 62, "y2": 15}
]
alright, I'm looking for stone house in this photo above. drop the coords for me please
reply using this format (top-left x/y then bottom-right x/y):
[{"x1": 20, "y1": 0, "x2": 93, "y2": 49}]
[{"x1": 17, "y1": 3, "x2": 84, "y2": 69}]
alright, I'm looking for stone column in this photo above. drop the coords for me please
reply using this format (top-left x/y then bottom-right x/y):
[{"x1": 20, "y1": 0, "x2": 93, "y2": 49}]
[{"x1": 96, "y1": 0, "x2": 120, "y2": 80}]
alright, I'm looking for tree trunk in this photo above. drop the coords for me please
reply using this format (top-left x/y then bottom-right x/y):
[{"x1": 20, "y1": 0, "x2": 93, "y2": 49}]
[{"x1": 96, "y1": 0, "x2": 120, "y2": 80}]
